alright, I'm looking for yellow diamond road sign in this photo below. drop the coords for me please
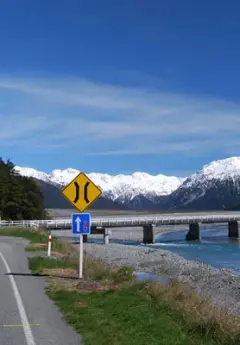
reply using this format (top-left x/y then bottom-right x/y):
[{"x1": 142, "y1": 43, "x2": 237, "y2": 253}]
[{"x1": 61, "y1": 172, "x2": 102, "y2": 212}]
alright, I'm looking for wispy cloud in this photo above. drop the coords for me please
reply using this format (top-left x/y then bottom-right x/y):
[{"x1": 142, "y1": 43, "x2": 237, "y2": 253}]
[{"x1": 0, "y1": 75, "x2": 240, "y2": 156}]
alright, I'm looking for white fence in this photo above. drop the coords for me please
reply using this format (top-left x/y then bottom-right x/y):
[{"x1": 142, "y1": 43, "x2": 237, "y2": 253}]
[{"x1": 0, "y1": 220, "x2": 41, "y2": 228}]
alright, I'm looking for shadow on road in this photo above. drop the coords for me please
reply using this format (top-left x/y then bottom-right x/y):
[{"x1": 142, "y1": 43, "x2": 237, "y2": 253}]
[{"x1": 4, "y1": 272, "x2": 79, "y2": 280}]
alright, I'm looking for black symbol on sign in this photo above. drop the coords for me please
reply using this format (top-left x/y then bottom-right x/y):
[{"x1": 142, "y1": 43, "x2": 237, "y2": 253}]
[
  {"x1": 74, "y1": 182, "x2": 79, "y2": 203},
  {"x1": 84, "y1": 182, "x2": 90, "y2": 203},
  {"x1": 73, "y1": 181, "x2": 90, "y2": 204}
]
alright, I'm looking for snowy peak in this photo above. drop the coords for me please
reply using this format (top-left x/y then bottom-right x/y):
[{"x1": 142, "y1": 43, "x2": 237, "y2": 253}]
[
  {"x1": 14, "y1": 157, "x2": 240, "y2": 210},
  {"x1": 169, "y1": 157, "x2": 240, "y2": 209},
  {"x1": 182, "y1": 157, "x2": 240, "y2": 189},
  {"x1": 49, "y1": 168, "x2": 80, "y2": 185},
  {"x1": 14, "y1": 166, "x2": 50, "y2": 182},
  {"x1": 14, "y1": 166, "x2": 185, "y2": 201},
  {"x1": 15, "y1": 157, "x2": 240, "y2": 206},
  {"x1": 201, "y1": 157, "x2": 240, "y2": 180}
]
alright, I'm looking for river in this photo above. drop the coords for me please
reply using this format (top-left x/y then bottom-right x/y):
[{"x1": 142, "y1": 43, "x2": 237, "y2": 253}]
[{"x1": 152, "y1": 224, "x2": 240, "y2": 272}]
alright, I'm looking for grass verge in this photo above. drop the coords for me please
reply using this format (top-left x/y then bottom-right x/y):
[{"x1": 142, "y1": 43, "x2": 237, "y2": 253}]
[
  {"x1": 0, "y1": 227, "x2": 49, "y2": 244},
  {"x1": 2, "y1": 227, "x2": 240, "y2": 344},
  {"x1": 0, "y1": 227, "x2": 73, "y2": 254},
  {"x1": 29, "y1": 252, "x2": 240, "y2": 345}
]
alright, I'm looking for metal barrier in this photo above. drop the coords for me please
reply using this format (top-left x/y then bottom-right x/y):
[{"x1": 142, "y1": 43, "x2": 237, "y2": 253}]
[{"x1": 0, "y1": 213, "x2": 240, "y2": 229}]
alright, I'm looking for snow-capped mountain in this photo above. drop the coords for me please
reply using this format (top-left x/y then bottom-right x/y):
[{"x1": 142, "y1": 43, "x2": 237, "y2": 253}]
[
  {"x1": 14, "y1": 157, "x2": 240, "y2": 210},
  {"x1": 14, "y1": 166, "x2": 185, "y2": 203},
  {"x1": 168, "y1": 157, "x2": 240, "y2": 210}
]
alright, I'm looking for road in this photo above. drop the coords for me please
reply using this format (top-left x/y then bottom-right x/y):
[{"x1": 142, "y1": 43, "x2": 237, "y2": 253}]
[{"x1": 0, "y1": 237, "x2": 81, "y2": 345}]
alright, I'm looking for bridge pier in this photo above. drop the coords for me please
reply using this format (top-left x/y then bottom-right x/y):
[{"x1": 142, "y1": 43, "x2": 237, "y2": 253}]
[
  {"x1": 143, "y1": 225, "x2": 154, "y2": 244},
  {"x1": 228, "y1": 221, "x2": 240, "y2": 238},
  {"x1": 83, "y1": 235, "x2": 88, "y2": 242},
  {"x1": 91, "y1": 226, "x2": 97, "y2": 234},
  {"x1": 186, "y1": 223, "x2": 200, "y2": 241},
  {"x1": 103, "y1": 229, "x2": 109, "y2": 245},
  {"x1": 91, "y1": 226, "x2": 110, "y2": 244}
]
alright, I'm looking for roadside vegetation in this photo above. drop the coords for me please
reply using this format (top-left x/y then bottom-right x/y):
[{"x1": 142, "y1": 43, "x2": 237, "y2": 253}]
[
  {"x1": 1, "y1": 227, "x2": 240, "y2": 345},
  {"x1": 0, "y1": 227, "x2": 65, "y2": 252},
  {"x1": 0, "y1": 158, "x2": 48, "y2": 220}
]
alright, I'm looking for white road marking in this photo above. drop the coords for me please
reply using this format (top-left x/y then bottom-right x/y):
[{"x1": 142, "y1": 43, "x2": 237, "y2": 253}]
[
  {"x1": 2, "y1": 324, "x2": 40, "y2": 328},
  {"x1": 0, "y1": 252, "x2": 36, "y2": 345}
]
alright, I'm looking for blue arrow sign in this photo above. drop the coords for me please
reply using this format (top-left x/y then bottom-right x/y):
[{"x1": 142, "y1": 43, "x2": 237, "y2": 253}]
[{"x1": 72, "y1": 213, "x2": 91, "y2": 235}]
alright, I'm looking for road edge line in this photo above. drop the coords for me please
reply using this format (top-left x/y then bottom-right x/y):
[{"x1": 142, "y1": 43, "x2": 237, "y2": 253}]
[{"x1": 0, "y1": 252, "x2": 36, "y2": 345}]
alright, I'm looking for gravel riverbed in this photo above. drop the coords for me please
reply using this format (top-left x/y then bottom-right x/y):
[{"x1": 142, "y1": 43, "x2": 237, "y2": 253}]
[{"x1": 79, "y1": 227, "x2": 240, "y2": 315}]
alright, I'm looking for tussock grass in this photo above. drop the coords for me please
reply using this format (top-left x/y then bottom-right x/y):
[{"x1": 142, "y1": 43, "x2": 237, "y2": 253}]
[
  {"x1": 142, "y1": 281, "x2": 240, "y2": 344},
  {"x1": 48, "y1": 285, "x2": 219, "y2": 345},
  {"x1": 82, "y1": 254, "x2": 135, "y2": 283}
]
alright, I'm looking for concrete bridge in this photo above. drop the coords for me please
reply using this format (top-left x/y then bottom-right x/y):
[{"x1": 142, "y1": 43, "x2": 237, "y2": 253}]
[
  {"x1": 2, "y1": 212, "x2": 239, "y2": 244},
  {"x1": 53, "y1": 213, "x2": 240, "y2": 244}
]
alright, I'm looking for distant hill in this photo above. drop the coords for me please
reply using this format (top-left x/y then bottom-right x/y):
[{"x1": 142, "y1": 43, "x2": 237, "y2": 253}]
[
  {"x1": 224, "y1": 204, "x2": 240, "y2": 211},
  {"x1": 15, "y1": 156, "x2": 240, "y2": 211},
  {"x1": 35, "y1": 179, "x2": 128, "y2": 210}
]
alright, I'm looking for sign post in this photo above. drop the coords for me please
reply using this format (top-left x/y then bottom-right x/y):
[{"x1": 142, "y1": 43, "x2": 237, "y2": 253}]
[
  {"x1": 72, "y1": 213, "x2": 91, "y2": 278},
  {"x1": 62, "y1": 172, "x2": 102, "y2": 279},
  {"x1": 79, "y1": 234, "x2": 83, "y2": 278}
]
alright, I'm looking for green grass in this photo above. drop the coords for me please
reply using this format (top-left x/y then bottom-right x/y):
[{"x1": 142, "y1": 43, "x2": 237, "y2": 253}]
[
  {"x1": 28, "y1": 256, "x2": 240, "y2": 345},
  {"x1": 47, "y1": 286, "x2": 221, "y2": 345},
  {"x1": 0, "y1": 227, "x2": 48, "y2": 243},
  {"x1": 29, "y1": 256, "x2": 76, "y2": 273},
  {"x1": 0, "y1": 227, "x2": 70, "y2": 253},
  {"x1": 25, "y1": 246, "x2": 47, "y2": 252}
]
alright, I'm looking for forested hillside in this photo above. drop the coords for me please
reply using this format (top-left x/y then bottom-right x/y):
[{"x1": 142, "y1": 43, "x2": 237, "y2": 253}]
[{"x1": 0, "y1": 159, "x2": 47, "y2": 220}]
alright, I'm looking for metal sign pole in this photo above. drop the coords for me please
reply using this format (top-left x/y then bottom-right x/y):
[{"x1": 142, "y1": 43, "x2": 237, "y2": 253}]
[{"x1": 79, "y1": 234, "x2": 83, "y2": 278}]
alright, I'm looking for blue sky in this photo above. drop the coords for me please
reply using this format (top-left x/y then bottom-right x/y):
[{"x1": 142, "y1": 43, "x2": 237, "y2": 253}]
[{"x1": 1, "y1": 0, "x2": 240, "y2": 176}]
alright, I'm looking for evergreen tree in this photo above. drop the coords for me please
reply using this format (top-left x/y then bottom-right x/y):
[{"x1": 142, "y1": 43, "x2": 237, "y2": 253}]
[{"x1": 0, "y1": 158, "x2": 46, "y2": 220}]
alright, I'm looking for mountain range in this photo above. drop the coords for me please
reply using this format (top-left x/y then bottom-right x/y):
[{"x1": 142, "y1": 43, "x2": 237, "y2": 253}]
[{"x1": 14, "y1": 156, "x2": 240, "y2": 211}]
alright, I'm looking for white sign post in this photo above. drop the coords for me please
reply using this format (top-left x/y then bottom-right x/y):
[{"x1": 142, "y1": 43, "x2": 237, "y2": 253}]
[
  {"x1": 79, "y1": 234, "x2": 83, "y2": 278},
  {"x1": 72, "y1": 213, "x2": 91, "y2": 279}
]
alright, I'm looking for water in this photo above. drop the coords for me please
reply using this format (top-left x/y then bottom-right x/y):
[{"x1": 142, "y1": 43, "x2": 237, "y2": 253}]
[
  {"x1": 70, "y1": 224, "x2": 240, "y2": 273},
  {"x1": 134, "y1": 271, "x2": 171, "y2": 284},
  {"x1": 152, "y1": 224, "x2": 240, "y2": 272}
]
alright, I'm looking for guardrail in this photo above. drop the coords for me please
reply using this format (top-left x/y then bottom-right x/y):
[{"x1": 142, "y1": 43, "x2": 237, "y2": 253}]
[
  {"x1": 0, "y1": 220, "x2": 40, "y2": 228},
  {"x1": 1, "y1": 213, "x2": 240, "y2": 229}
]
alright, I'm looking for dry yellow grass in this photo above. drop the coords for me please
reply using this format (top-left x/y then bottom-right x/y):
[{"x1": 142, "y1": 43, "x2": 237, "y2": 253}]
[{"x1": 142, "y1": 280, "x2": 240, "y2": 344}]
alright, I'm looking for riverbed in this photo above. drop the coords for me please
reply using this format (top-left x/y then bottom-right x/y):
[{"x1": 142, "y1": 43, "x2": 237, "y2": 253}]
[{"x1": 72, "y1": 224, "x2": 240, "y2": 315}]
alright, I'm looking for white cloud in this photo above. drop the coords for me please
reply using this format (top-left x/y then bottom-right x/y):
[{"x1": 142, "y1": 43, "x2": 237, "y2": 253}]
[{"x1": 0, "y1": 75, "x2": 240, "y2": 156}]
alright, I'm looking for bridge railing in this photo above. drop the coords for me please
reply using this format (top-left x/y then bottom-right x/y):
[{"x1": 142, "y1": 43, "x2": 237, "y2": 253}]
[{"x1": 0, "y1": 214, "x2": 240, "y2": 229}]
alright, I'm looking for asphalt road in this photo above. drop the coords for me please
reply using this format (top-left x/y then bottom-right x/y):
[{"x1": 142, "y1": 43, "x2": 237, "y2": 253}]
[{"x1": 0, "y1": 237, "x2": 81, "y2": 345}]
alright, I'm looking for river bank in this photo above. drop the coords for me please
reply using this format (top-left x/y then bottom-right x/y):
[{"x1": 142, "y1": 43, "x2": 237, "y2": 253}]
[
  {"x1": 81, "y1": 236, "x2": 240, "y2": 315},
  {"x1": 57, "y1": 224, "x2": 240, "y2": 314}
]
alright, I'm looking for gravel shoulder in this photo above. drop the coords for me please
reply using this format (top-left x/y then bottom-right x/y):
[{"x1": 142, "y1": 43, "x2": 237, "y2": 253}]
[{"x1": 79, "y1": 227, "x2": 240, "y2": 315}]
